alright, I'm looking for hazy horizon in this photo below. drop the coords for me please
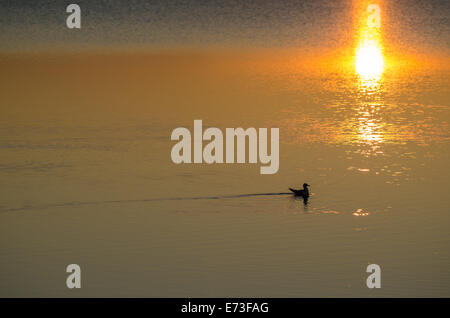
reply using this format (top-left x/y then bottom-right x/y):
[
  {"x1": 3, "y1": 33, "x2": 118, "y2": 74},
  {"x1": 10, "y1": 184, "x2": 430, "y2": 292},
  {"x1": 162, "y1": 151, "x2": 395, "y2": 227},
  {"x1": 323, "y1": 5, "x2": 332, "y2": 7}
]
[{"x1": 1, "y1": 0, "x2": 449, "y2": 55}]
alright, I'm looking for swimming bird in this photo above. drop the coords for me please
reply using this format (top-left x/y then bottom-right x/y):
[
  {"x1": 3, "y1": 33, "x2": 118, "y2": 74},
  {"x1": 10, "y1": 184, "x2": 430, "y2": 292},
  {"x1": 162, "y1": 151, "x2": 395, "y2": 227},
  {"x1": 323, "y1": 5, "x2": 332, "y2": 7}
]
[{"x1": 289, "y1": 183, "x2": 310, "y2": 197}]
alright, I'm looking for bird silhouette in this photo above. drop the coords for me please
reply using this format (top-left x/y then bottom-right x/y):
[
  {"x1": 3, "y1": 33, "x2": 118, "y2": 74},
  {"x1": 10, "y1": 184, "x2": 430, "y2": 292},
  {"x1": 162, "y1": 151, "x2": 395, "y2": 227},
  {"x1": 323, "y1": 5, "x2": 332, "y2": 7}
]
[{"x1": 289, "y1": 183, "x2": 310, "y2": 197}]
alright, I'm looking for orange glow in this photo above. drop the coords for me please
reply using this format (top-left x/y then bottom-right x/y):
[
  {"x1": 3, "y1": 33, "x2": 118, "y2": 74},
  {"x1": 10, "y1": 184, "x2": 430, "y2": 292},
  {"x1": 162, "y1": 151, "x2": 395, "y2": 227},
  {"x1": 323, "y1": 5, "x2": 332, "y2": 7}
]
[
  {"x1": 354, "y1": 1, "x2": 384, "y2": 79},
  {"x1": 356, "y1": 44, "x2": 384, "y2": 79}
]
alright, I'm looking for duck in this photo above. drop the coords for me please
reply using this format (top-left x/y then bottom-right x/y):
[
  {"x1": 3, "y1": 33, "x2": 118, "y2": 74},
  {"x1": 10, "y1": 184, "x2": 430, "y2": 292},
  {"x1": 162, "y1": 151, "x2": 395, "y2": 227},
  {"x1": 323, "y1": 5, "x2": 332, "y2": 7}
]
[{"x1": 289, "y1": 183, "x2": 310, "y2": 197}]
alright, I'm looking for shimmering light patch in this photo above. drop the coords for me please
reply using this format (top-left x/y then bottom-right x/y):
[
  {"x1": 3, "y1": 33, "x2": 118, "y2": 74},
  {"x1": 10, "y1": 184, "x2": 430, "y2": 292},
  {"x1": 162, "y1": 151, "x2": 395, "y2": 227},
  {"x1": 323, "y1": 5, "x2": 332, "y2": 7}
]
[
  {"x1": 355, "y1": 44, "x2": 384, "y2": 79},
  {"x1": 358, "y1": 116, "x2": 383, "y2": 143},
  {"x1": 352, "y1": 209, "x2": 370, "y2": 216},
  {"x1": 323, "y1": 210, "x2": 340, "y2": 215},
  {"x1": 354, "y1": 2, "x2": 385, "y2": 80}
]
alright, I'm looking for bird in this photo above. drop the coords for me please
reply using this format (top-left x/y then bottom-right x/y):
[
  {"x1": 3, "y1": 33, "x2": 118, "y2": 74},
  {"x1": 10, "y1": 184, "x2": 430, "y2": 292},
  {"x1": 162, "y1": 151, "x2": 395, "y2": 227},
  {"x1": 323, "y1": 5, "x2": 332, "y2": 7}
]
[{"x1": 289, "y1": 183, "x2": 310, "y2": 197}]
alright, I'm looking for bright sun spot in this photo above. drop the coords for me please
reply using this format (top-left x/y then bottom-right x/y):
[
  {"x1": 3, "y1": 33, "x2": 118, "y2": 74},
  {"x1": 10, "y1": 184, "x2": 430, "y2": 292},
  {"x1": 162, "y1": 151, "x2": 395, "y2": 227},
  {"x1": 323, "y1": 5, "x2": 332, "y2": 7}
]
[{"x1": 355, "y1": 44, "x2": 384, "y2": 79}]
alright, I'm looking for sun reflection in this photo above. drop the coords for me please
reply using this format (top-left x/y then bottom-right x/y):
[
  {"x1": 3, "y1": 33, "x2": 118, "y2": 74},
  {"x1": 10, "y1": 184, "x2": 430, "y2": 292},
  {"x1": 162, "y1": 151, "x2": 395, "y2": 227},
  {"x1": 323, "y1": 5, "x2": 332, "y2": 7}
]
[
  {"x1": 355, "y1": 1, "x2": 385, "y2": 80},
  {"x1": 352, "y1": 208, "x2": 370, "y2": 217},
  {"x1": 356, "y1": 44, "x2": 384, "y2": 79},
  {"x1": 353, "y1": 1, "x2": 386, "y2": 151},
  {"x1": 358, "y1": 115, "x2": 383, "y2": 143},
  {"x1": 275, "y1": 2, "x2": 440, "y2": 149}
]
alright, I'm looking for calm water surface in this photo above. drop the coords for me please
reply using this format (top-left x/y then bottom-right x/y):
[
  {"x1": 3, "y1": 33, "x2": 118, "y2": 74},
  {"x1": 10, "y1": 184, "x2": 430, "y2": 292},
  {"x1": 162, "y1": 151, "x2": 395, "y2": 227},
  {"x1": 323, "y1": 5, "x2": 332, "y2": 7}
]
[{"x1": 0, "y1": 52, "x2": 449, "y2": 297}]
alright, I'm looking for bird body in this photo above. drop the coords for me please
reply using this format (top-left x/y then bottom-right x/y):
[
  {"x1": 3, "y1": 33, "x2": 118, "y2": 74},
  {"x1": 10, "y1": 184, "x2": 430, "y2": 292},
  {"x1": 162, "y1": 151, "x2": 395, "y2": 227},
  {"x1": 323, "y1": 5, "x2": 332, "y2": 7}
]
[{"x1": 289, "y1": 183, "x2": 310, "y2": 197}]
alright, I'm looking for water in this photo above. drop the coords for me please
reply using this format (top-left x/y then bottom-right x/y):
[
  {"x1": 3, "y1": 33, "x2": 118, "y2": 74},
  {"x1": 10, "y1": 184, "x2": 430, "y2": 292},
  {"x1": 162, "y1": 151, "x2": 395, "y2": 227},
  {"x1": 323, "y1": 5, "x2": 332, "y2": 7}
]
[{"x1": 0, "y1": 51, "x2": 449, "y2": 297}]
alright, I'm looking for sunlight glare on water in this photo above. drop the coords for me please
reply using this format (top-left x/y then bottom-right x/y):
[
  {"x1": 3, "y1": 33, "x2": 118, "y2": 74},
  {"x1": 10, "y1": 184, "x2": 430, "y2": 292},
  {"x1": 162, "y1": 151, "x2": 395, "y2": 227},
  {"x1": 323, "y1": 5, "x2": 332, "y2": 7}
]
[
  {"x1": 354, "y1": 1, "x2": 384, "y2": 80},
  {"x1": 356, "y1": 45, "x2": 384, "y2": 79}
]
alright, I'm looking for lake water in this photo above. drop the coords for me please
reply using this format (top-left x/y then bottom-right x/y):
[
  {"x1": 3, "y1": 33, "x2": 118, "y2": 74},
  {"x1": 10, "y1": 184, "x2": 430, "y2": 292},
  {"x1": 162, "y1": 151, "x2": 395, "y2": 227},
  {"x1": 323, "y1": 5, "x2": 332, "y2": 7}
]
[{"x1": 0, "y1": 51, "x2": 449, "y2": 297}]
